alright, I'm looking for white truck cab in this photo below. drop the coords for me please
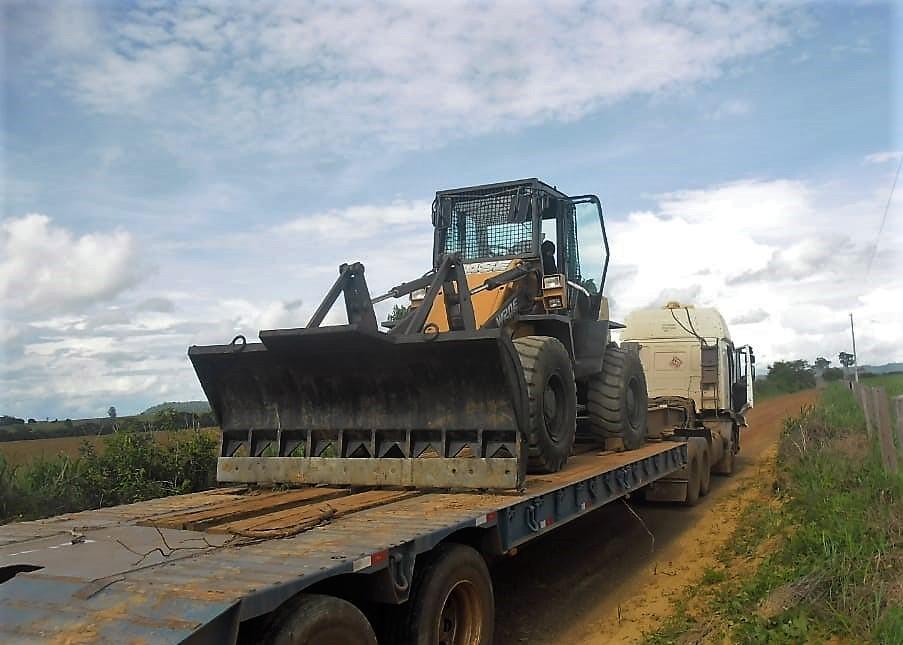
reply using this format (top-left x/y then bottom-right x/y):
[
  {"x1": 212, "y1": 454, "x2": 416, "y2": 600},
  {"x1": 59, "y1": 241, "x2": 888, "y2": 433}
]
[{"x1": 621, "y1": 302, "x2": 756, "y2": 497}]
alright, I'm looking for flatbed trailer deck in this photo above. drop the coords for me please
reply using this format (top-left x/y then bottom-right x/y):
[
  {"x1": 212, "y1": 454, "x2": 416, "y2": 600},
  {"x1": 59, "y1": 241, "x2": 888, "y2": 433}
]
[{"x1": 0, "y1": 441, "x2": 687, "y2": 644}]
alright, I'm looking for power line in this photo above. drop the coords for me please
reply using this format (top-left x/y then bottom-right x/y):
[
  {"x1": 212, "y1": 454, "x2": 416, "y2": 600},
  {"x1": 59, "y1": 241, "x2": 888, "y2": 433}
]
[{"x1": 866, "y1": 153, "x2": 903, "y2": 278}]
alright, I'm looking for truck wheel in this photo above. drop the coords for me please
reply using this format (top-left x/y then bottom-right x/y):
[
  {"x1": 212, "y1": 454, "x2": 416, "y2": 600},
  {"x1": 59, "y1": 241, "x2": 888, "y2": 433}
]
[
  {"x1": 684, "y1": 455, "x2": 701, "y2": 506},
  {"x1": 264, "y1": 593, "x2": 377, "y2": 645},
  {"x1": 587, "y1": 344, "x2": 648, "y2": 449},
  {"x1": 699, "y1": 449, "x2": 711, "y2": 496},
  {"x1": 400, "y1": 543, "x2": 494, "y2": 645},
  {"x1": 713, "y1": 439, "x2": 734, "y2": 476},
  {"x1": 514, "y1": 336, "x2": 577, "y2": 473}
]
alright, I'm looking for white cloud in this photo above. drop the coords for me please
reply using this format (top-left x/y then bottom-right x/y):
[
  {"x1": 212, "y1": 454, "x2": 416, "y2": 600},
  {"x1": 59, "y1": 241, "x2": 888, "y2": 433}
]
[
  {"x1": 608, "y1": 178, "x2": 903, "y2": 370},
  {"x1": 0, "y1": 214, "x2": 146, "y2": 314},
  {"x1": 710, "y1": 98, "x2": 752, "y2": 119},
  {"x1": 29, "y1": 1, "x2": 797, "y2": 158},
  {"x1": 865, "y1": 151, "x2": 903, "y2": 164},
  {"x1": 278, "y1": 199, "x2": 432, "y2": 242}
]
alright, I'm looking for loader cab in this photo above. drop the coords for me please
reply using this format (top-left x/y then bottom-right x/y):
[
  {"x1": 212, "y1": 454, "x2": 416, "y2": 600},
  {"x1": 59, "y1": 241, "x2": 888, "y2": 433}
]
[{"x1": 432, "y1": 179, "x2": 609, "y2": 318}]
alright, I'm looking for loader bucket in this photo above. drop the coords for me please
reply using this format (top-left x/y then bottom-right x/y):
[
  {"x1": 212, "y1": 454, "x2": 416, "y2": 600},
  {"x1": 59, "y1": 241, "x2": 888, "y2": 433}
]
[{"x1": 189, "y1": 325, "x2": 528, "y2": 490}]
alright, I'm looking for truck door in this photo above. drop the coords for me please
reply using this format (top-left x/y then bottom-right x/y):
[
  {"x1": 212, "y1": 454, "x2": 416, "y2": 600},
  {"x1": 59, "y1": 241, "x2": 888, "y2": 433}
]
[{"x1": 736, "y1": 345, "x2": 755, "y2": 410}]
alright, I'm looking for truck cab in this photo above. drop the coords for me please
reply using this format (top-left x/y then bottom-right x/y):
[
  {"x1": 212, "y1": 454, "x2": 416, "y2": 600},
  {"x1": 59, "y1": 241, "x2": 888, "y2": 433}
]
[{"x1": 621, "y1": 302, "x2": 755, "y2": 487}]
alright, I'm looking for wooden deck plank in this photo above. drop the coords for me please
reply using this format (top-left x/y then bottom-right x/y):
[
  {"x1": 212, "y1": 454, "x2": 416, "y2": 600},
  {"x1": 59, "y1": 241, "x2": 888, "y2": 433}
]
[
  {"x1": 145, "y1": 487, "x2": 349, "y2": 530},
  {"x1": 215, "y1": 490, "x2": 422, "y2": 537}
]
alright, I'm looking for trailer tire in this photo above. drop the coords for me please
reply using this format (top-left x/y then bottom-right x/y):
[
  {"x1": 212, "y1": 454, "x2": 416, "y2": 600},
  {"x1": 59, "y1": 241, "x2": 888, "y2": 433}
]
[
  {"x1": 713, "y1": 438, "x2": 734, "y2": 476},
  {"x1": 684, "y1": 455, "x2": 701, "y2": 506},
  {"x1": 587, "y1": 345, "x2": 648, "y2": 449},
  {"x1": 264, "y1": 593, "x2": 377, "y2": 645},
  {"x1": 713, "y1": 427, "x2": 737, "y2": 476},
  {"x1": 514, "y1": 336, "x2": 577, "y2": 473},
  {"x1": 699, "y1": 449, "x2": 711, "y2": 497},
  {"x1": 398, "y1": 543, "x2": 494, "y2": 645}
]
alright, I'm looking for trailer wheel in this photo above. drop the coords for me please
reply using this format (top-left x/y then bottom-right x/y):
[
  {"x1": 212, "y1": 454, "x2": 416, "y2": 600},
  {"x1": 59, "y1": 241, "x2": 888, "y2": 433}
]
[
  {"x1": 684, "y1": 455, "x2": 701, "y2": 506},
  {"x1": 399, "y1": 543, "x2": 493, "y2": 645},
  {"x1": 514, "y1": 336, "x2": 577, "y2": 473},
  {"x1": 699, "y1": 449, "x2": 711, "y2": 496},
  {"x1": 264, "y1": 593, "x2": 377, "y2": 645},
  {"x1": 587, "y1": 345, "x2": 648, "y2": 449},
  {"x1": 713, "y1": 442, "x2": 734, "y2": 476},
  {"x1": 713, "y1": 429, "x2": 736, "y2": 476}
]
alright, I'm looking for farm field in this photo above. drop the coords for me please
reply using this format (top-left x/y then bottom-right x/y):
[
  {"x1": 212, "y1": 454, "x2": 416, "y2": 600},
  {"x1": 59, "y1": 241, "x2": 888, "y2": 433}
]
[{"x1": 0, "y1": 428, "x2": 219, "y2": 467}]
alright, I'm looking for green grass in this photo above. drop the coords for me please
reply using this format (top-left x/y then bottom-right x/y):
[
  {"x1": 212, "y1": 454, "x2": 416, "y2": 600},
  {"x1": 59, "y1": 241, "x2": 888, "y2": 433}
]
[
  {"x1": 860, "y1": 372, "x2": 903, "y2": 398},
  {"x1": 646, "y1": 376, "x2": 903, "y2": 645},
  {"x1": 0, "y1": 428, "x2": 218, "y2": 523}
]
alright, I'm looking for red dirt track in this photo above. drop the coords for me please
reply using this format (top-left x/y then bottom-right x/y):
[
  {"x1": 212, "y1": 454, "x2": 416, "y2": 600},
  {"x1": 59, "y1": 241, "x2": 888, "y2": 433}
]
[{"x1": 492, "y1": 390, "x2": 818, "y2": 644}]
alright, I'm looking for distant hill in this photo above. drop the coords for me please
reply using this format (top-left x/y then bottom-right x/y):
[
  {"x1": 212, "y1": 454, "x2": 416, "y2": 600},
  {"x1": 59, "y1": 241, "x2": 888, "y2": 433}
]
[
  {"x1": 141, "y1": 401, "x2": 211, "y2": 416},
  {"x1": 860, "y1": 363, "x2": 903, "y2": 375}
]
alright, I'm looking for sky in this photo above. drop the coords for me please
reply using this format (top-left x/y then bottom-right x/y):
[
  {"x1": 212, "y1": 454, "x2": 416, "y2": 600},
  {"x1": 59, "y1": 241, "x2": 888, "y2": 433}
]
[{"x1": 2, "y1": 0, "x2": 902, "y2": 419}]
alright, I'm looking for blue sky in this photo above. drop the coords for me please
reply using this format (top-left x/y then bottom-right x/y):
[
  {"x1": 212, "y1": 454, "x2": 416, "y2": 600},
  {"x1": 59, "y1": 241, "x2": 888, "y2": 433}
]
[{"x1": 2, "y1": 1, "x2": 901, "y2": 419}]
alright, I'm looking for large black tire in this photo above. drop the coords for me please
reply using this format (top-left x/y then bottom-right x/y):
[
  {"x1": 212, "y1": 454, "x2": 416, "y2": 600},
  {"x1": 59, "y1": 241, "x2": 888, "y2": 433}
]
[
  {"x1": 587, "y1": 344, "x2": 648, "y2": 449},
  {"x1": 713, "y1": 441, "x2": 735, "y2": 476},
  {"x1": 684, "y1": 454, "x2": 701, "y2": 507},
  {"x1": 397, "y1": 543, "x2": 494, "y2": 645},
  {"x1": 699, "y1": 448, "x2": 711, "y2": 496},
  {"x1": 713, "y1": 425, "x2": 737, "y2": 476},
  {"x1": 513, "y1": 336, "x2": 577, "y2": 474},
  {"x1": 264, "y1": 593, "x2": 377, "y2": 645}
]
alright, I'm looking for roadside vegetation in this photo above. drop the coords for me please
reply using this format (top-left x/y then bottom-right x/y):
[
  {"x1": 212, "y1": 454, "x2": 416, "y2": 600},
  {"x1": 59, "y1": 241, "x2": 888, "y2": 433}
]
[
  {"x1": 0, "y1": 402, "x2": 214, "y2": 442},
  {"x1": 0, "y1": 428, "x2": 218, "y2": 523},
  {"x1": 754, "y1": 359, "x2": 816, "y2": 400},
  {"x1": 647, "y1": 377, "x2": 903, "y2": 644}
]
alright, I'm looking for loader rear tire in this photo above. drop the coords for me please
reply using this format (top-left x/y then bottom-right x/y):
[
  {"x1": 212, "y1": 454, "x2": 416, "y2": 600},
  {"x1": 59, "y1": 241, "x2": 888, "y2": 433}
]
[
  {"x1": 513, "y1": 336, "x2": 577, "y2": 474},
  {"x1": 587, "y1": 345, "x2": 648, "y2": 449}
]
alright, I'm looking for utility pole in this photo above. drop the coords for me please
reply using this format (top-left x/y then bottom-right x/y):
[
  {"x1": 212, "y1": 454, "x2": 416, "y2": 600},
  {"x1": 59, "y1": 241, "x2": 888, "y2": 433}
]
[{"x1": 850, "y1": 312, "x2": 859, "y2": 383}]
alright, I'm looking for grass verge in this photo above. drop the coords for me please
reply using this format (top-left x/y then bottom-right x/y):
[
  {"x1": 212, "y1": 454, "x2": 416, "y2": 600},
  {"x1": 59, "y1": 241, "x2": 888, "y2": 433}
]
[{"x1": 646, "y1": 379, "x2": 903, "y2": 644}]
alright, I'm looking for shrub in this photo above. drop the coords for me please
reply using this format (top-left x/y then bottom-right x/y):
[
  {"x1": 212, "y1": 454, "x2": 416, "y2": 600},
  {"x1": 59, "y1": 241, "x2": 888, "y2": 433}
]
[{"x1": 0, "y1": 429, "x2": 218, "y2": 523}]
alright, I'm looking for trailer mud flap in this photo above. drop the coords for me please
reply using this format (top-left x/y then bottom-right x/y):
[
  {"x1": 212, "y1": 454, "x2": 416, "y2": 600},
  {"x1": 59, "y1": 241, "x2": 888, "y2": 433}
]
[{"x1": 189, "y1": 325, "x2": 528, "y2": 490}]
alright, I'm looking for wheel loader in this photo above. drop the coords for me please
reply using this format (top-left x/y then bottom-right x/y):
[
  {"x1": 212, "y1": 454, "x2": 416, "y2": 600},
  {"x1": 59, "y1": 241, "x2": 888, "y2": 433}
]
[{"x1": 189, "y1": 178, "x2": 647, "y2": 490}]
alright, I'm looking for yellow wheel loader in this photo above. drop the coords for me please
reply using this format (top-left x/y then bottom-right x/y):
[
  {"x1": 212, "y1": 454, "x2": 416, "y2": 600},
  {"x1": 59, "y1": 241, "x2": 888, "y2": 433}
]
[{"x1": 189, "y1": 179, "x2": 647, "y2": 490}]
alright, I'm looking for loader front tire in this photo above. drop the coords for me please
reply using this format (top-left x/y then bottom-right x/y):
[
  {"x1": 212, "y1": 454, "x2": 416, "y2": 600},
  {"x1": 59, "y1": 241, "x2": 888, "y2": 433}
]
[
  {"x1": 587, "y1": 344, "x2": 648, "y2": 449},
  {"x1": 513, "y1": 336, "x2": 577, "y2": 474}
]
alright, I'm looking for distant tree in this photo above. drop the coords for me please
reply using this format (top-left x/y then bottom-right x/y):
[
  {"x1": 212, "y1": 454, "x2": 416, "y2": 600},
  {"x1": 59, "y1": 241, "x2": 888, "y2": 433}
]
[
  {"x1": 761, "y1": 360, "x2": 816, "y2": 394},
  {"x1": 27, "y1": 418, "x2": 36, "y2": 424},
  {"x1": 838, "y1": 352, "x2": 855, "y2": 368},
  {"x1": 388, "y1": 304, "x2": 411, "y2": 322},
  {"x1": 107, "y1": 406, "x2": 117, "y2": 419},
  {"x1": 823, "y1": 367, "x2": 844, "y2": 382},
  {"x1": 814, "y1": 357, "x2": 830, "y2": 370},
  {"x1": 64, "y1": 418, "x2": 74, "y2": 428},
  {"x1": 0, "y1": 415, "x2": 25, "y2": 426}
]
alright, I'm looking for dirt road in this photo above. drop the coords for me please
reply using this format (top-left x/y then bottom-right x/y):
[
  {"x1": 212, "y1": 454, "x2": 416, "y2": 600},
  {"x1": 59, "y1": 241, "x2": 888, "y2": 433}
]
[{"x1": 492, "y1": 390, "x2": 818, "y2": 644}]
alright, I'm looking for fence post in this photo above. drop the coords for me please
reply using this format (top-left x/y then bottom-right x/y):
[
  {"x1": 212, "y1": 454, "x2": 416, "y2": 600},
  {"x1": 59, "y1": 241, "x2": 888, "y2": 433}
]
[
  {"x1": 859, "y1": 385, "x2": 875, "y2": 437},
  {"x1": 895, "y1": 396, "x2": 903, "y2": 456},
  {"x1": 873, "y1": 387, "x2": 897, "y2": 474}
]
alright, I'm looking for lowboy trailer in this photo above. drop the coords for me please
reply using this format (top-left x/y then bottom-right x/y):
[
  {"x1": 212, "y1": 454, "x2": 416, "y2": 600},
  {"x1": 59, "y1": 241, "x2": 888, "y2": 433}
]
[{"x1": 0, "y1": 438, "x2": 691, "y2": 644}]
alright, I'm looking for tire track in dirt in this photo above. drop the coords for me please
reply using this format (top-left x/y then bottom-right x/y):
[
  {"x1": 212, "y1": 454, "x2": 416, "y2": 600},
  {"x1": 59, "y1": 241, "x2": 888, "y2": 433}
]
[{"x1": 492, "y1": 390, "x2": 818, "y2": 644}]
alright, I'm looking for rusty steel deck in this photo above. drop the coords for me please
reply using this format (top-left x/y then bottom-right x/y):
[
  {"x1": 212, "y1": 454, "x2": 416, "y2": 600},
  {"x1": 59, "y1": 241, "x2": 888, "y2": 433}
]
[{"x1": 0, "y1": 441, "x2": 686, "y2": 644}]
